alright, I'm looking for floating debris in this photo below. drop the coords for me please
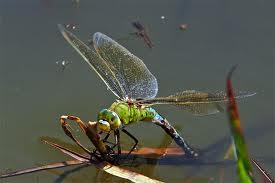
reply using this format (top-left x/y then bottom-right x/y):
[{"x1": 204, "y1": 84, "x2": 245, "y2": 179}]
[
  {"x1": 56, "y1": 59, "x2": 72, "y2": 71},
  {"x1": 179, "y1": 24, "x2": 188, "y2": 31},
  {"x1": 65, "y1": 23, "x2": 77, "y2": 30}
]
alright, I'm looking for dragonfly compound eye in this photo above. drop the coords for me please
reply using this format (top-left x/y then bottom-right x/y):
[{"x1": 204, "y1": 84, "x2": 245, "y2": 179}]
[
  {"x1": 98, "y1": 120, "x2": 111, "y2": 132},
  {"x1": 109, "y1": 111, "x2": 121, "y2": 130},
  {"x1": 97, "y1": 109, "x2": 121, "y2": 130},
  {"x1": 97, "y1": 109, "x2": 109, "y2": 121}
]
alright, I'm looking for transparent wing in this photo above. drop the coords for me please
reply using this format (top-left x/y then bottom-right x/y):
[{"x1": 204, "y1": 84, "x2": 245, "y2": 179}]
[
  {"x1": 58, "y1": 24, "x2": 126, "y2": 99},
  {"x1": 93, "y1": 32, "x2": 158, "y2": 100},
  {"x1": 136, "y1": 90, "x2": 256, "y2": 116}
]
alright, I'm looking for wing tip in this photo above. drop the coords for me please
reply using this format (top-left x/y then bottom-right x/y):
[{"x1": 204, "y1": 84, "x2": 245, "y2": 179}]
[
  {"x1": 57, "y1": 24, "x2": 66, "y2": 34},
  {"x1": 57, "y1": 23, "x2": 71, "y2": 41},
  {"x1": 93, "y1": 32, "x2": 104, "y2": 40}
]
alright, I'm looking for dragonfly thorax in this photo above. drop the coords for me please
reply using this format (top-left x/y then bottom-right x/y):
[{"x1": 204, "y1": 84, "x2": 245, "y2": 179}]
[
  {"x1": 109, "y1": 101, "x2": 158, "y2": 125},
  {"x1": 97, "y1": 109, "x2": 122, "y2": 132},
  {"x1": 97, "y1": 101, "x2": 160, "y2": 133}
]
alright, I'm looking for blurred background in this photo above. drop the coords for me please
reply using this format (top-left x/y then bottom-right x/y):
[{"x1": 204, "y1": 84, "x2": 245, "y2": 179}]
[{"x1": 0, "y1": 0, "x2": 274, "y2": 182}]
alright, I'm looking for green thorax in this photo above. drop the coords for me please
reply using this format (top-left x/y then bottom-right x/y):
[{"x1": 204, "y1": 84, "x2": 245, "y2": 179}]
[{"x1": 109, "y1": 101, "x2": 156, "y2": 125}]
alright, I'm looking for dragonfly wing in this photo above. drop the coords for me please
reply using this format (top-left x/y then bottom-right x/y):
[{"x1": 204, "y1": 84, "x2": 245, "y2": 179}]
[
  {"x1": 58, "y1": 24, "x2": 126, "y2": 99},
  {"x1": 136, "y1": 90, "x2": 256, "y2": 116},
  {"x1": 93, "y1": 32, "x2": 158, "y2": 100},
  {"x1": 178, "y1": 102, "x2": 224, "y2": 116}
]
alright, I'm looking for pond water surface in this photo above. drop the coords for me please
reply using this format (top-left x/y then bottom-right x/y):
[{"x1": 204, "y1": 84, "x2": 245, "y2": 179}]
[{"x1": 0, "y1": 0, "x2": 274, "y2": 182}]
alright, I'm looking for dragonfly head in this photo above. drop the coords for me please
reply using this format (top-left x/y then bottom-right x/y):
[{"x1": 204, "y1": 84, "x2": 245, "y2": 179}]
[{"x1": 97, "y1": 109, "x2": 121, "y2": 132}]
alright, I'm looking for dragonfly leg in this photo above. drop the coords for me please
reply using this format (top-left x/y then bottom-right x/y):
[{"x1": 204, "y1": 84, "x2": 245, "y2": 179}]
[
  {"x1": 102, "y1": 132, "x2": 116, "y2": 146},
  {"x1": 152, "y1": 118, "x2": 199, "y2": 158},
  {"x1": 100, "y1": 131, "x2": 122, "y2": 160},
  {"x1": 103, "y1": 133, "x2": 111, "y2": 142},
  {"x1": 111, "y1": 130, "x2": 122, "y2": 164},
  {"x1": 60, "y1": 115, "x2": 92, "y2": 155},
  {"x1": 60, "y1": 115, "x2": 111, "y2": 161},
  {"x1": 114, "y1": 130, "x2": 121, "y2": 155},
  {"x1": 121, "y1": 128, "x2": 138, "y2": 157}
]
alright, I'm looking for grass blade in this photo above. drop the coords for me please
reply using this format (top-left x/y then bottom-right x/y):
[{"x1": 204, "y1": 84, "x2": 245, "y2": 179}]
[{"x1": 226, "y1": 66, "x2": 254, "y2": 183}]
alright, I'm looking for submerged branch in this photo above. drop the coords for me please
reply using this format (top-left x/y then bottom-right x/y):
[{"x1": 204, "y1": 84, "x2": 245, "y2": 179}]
[{"x1": 0, "y1": 160, "x2": 84, "y2": 179}]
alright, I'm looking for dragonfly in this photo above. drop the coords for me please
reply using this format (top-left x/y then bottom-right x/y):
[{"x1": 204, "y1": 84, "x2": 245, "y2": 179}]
[{"x1": 57, "y1": 24, "x2": 255, "y2": 159}]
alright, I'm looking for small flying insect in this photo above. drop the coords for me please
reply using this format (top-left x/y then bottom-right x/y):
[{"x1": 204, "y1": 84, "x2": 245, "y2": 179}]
[{"x1": 132, "y1": 21, "x2": 154, "y2": 48}]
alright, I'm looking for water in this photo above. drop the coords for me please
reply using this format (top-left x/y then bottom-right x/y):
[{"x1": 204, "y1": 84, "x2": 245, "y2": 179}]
[{"x1": 0, "y1": 0, "x2": 274, "y2": 182}]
